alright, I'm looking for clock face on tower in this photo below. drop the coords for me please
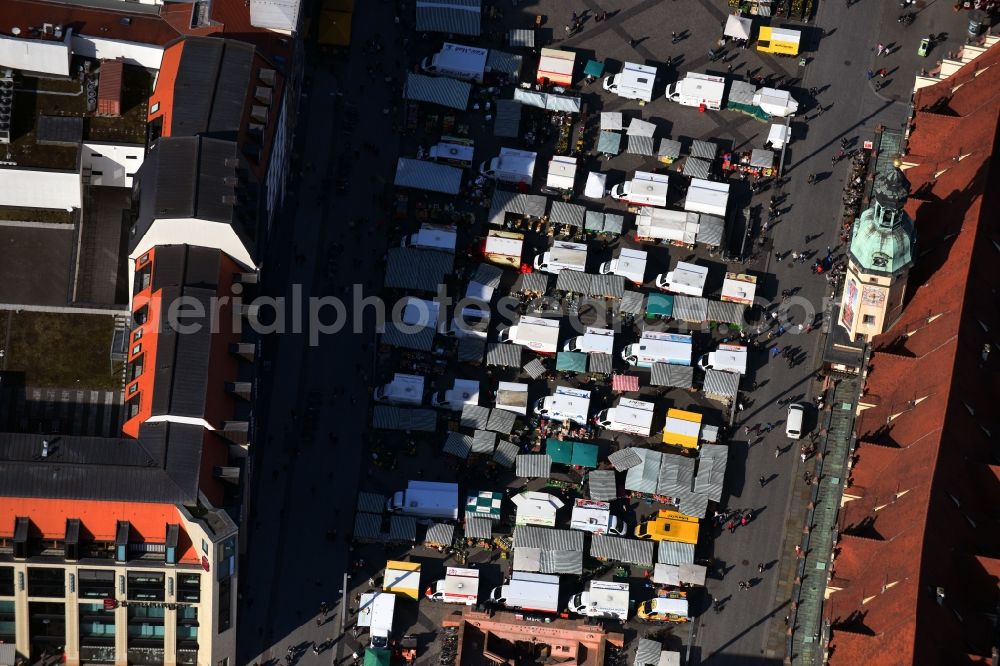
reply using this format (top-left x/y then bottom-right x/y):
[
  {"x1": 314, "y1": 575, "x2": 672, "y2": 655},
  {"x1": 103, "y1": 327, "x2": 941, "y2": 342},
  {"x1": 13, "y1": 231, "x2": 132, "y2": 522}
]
[
  {"x1": 872, "y1": 252, "x2": 890, "y2": 268},
  {"x1": 862, "y1": 286, "x2": 886, "y2": 306}
]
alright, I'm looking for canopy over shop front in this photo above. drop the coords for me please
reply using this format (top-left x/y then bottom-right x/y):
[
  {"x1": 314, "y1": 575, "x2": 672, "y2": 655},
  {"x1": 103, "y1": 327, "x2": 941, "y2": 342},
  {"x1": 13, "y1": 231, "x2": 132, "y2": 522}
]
[
  {"x1": 601, "y1": 111, "x2": 624, "y2": 131},
  {"x1": 466, "y1": 490, "x2": 503, "y2": 520},
  {"x1": 646, "y1": 292, "x2": 674, "y2": 318},
  {"x1": 546, "y1": 438, "x2": 599, "y2": 468},
  {"x1": 598, "y1": 131, "x2": 622, "y2": 155},
  {"x1": 584, "y1": 172, "x2": 608, "y2": 198},
  {"x1": 556, "y1": 351, "x2": 587, "y2": 373},
  {"x1": 612, "y1": 374, "x2": 640, "y2": 393},
  {"x1": 364, "y1": 649, "x2": 392, "y2": 666},
  {"x1": 395, "y1": 158, "x2": 463, "y2": 195},
  {"x1": 590, "y1": 535, "x2": 654, "y2": 567},
  {"x1": 513, "y1": 526, "x2": 584, "y2": 575},
  {"x1": 415, "y1": 0, "x2": 481, "y2": 36},
  {"x1": 537, "y1": 48, "x2": 576, "y2": 86},
  {"x1": 404, "y1": 73, "x2": 472, "y2": 110},
  {"x1": 653, "y1": 562, "x2": 707, "y2": 586},
  {"x1": 724, "y1": 14, "x2": 752, "y2": 40},
  {"x1": 584, "y1": 59, "x2": 605, "y2": 78},
  {"x1": 511, "y1": 491, "x2": 564, "y2": 527},
  {"x1": 768, "y1": 123, "x2": 791, "y2": 149}
]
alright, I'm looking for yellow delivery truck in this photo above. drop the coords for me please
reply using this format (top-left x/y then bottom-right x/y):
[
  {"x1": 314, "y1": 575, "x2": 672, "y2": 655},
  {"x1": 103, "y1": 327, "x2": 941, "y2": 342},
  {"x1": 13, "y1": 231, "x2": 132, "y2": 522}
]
[
  {"x1": 634, "y1": 510, "x2": 700, "y2": 544},
  {"x1": 756, "y1": 27, "x2": 801, "y2": 56}
]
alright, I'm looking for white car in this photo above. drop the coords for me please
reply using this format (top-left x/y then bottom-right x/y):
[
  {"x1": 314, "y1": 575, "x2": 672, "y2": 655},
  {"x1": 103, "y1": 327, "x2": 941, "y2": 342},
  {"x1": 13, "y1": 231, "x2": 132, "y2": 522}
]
[{"x1": 786, "y1": 403, "x2": 805, "y2": 439}]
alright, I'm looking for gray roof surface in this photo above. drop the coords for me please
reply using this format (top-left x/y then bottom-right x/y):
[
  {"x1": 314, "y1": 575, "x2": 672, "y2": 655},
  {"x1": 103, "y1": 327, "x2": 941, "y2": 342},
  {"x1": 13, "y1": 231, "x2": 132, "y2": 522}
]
[
  {"x1": 486, "y1": 409, "x2": 516, "y2": 435},
  {"x1": 587, "y1": 469, "x2": 617, "y2": 501},
  {"x1": 357, "y1": 492, "x2": 387, "y2": 514},
  {"x1": 697, "y1": 214, "x2": 726, "y2": 248},
  {"x1": 171, "y1": 38, "x2": 254, "y2": 139},
  {"x1": 673, "y1": 295, "x2": 709, "y2": 322},
  {"x1": 690, "y1": 139, "x2": 718, "y2": 160},
  {"x1": 625, "y1": 448, "x2": 661, "y2": 493},
  {"x1": 682, "y1": 157, "x2": 712, "y2": 179},
  {"x1": 694, "y1": 444, "x2": 728, "y2": 501},
  {"x1": 512, "y1": 272, "x2": 550, "y2": 294},
  {"x1": 650, "y1": 363, "x2": 694, "y2": 388},
  {"x1": 707, "y1": 299, "x2": 744, "y2": 325},
  {"x1": 703, "y1": 369, "x2": 740, "y2": 400},
  {"x1": 507, "y1": 28, "x2": 534, "y2": 48},
  {"x1": 485, "y1": 343, "x2": 522, "y2": 368},
  {"x1": 658, "y1": 540, "x2": 696, "y2": 565},
  {"x1": 461, "y1": 404, "x2": 491, "y2": 430},
  {"x1": 516, "y1": 454, "x2": 552, "y2": 478},
  {"x1": 384, "y1": 246, "x2": 455, "y2": 292},
  {"x1": 493, "y1": 99, "x2": 522, "y2": 137},
  {"x1": 388, "y1": 515, "x2": 417, "y2": 542},
  {"x1": 514, "y1": 526, "x2": 584, "y2": 574},
  {"x1": 0, "y1": 224, "x2": 75, "y2": 307},
  {"x1": 590, "y1": 535, "x2": 655, "y2": 566},
  {"x1": 523, "y1": 357, "x2": 547, "y2": 380},
  {"x1": 619, "y1": 290, "x2": 645, "y2": 315},
  {"x1": 415, "y1": 0, "x2": 481, "y2": 35},
  {"x1": 627, "y1": 118, "x2": 656, "y2": 137},
  {"x1": 589, "y1": 273, "x2": 625, "y2": 299},
  {"x1": 470, "y1": 263, "x2": 504, "y2": 290},
  {"x1": 404, "y1": 72, "x2": 472, "y2": 110},
  {"x1": 555, "y1": 270, "x2": 591, "y2": 294},
  {"x1": 457, "y1": 337, "x2": 485, "y2": 362},
  {"x1": 0, "y1": 421, "x2": 205, "y2": 504},
  {"x1": 353, "y1": 513, "x2": 382, "y2": 542},
  {"x1": 588, "y1": 353, "x2": 613, "y2": 375},
  {"x1": 493, "y1": 440, "x2": 520, "y2": 468},
  {"x1": 372, "y1": 406, "x2": 438, "y2": 432},
  {"x1": 425, "y1": 523, "x2": 455, "y2": 546},
  {"x1": 658, "y1": 139, "x2": 682, "y2": 159},
  {"x1": 635, "y1": 639, "x2": 663, "y2": 666},
  {"x1": 600, "y1": 112, "x2": 623, "y2": 131},
  {"x1": 657, "y1": 453, "x2": 696, "y2": 497},
  {"x1": 472, "y1": 429, "x2": 497, "y2": 454},
  {"x1": 381, "y1": 323, "x2": 436, "y2": 351},
  {"x1": 443, "y1": 432, "x2": 473, "y2": 459},
  {"x1": 627, "y1": 134, "x2": 656, "y2": 156},
  {"x1": 608, "y1": 447, "x2": 643, "y2": 471},
  {"x1": 597, "y1": 130, "x2": 622, "y2": 154},
  {"x1": 549, "y1": 201, "x2": 586, "y2": 228},
  {"x1": 394, "y1": 158, "x2": 463, "y2": 194},
  {"x1": 465, "y1": 516, "x2": 493, "y2": 539},
  {"x1": 37, "y1": 115, "x2": 83, "y2": 145},
  {"x1": 486, "y1": 50, "x2": 522, "y2": 75}
]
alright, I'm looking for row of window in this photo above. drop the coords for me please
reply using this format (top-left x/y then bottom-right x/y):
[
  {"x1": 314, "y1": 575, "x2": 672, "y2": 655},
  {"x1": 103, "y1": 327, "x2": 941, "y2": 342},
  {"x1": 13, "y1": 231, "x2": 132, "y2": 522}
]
[
  {"x1": 0, "y1": 567, "x2": 200, "y2": 602},
  {"x1": 127, "y1": 255, "x2": 153, "y2": 415}
]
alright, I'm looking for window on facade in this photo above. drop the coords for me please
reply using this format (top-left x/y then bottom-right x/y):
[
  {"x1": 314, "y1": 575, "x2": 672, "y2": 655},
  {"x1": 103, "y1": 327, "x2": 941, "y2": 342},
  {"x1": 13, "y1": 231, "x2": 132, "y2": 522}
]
[
  {"x1": 127, "y1": 605, "x2": 165, "y2": 646},
  {"x1": 127, "y1": 572, "x2": 165, "y2": 601},
  {"x1": 133, "y1": 305, "x2": 149, "y2": 326},
  {"x1": 135, "y1": 266, "x2": 152, "y2": 294},
  {"x1": 862, "y1": 315, "x2": 877, "y2": 325},
  {"x1": 129, "y1": 354, "x2": 144, "y2": 381},
  {"x1": 79, "y1": 602, "x2": 116, "y2": 639},
  {"x1": 28, "y1": 567, "x2": 65, "y2": 598},
  {"x1": 133, "y1": 327, "x2": 143, "y2": 342},
  {"x1": 132, "y1": 343, "x2": 142, "y2": 356},
  {"x1": 217, "y1": 577, "x2": 232, "y2": 633},
  {"x1": 29, "y1": 601, "x2": 66, "y2": 646},
  {"x1": 0, "y1": 566, "x2": 13, "y2": 596},
  {"x1": 150, "y1": 102, "x2": 160, "y2": 114},
  {"x1": 176, "y1": 606, "x2": 198, "y2": 641},
  {"x1": 126, "y1": 396, "x2": 140, "y2": 420},
  {"x1": 148, "y1": 116, "x2": 164, "y2": 144},
  {"x1": 176, "y1": 574, "x2": 201, "y2": 603},
  {"x1": 78, "y1": 569, "x2": 115, "y2": 599},
  {"x1": 0, "y1": 600, "x2": 14, "y2": 643},
  {"x1": 128, "y1": 383, "x2": 139, "y2": 396}
]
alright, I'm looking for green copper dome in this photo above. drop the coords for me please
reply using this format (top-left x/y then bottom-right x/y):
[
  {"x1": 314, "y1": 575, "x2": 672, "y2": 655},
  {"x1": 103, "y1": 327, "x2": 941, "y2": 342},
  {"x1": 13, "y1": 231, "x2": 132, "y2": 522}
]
[{"x1": 848, "y1": 165, "x2": 915, "y2": 275}]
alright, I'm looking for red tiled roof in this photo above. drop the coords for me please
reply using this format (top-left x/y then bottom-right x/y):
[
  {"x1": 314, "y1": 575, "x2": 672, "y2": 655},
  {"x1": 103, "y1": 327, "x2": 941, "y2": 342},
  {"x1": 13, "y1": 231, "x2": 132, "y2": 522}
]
[
  {"x1": 0, "y1": 0, "x2": 183, "y2": 44},
  {"x1": 827, "y1": 42, "x2": 1000, "y2": 666}
]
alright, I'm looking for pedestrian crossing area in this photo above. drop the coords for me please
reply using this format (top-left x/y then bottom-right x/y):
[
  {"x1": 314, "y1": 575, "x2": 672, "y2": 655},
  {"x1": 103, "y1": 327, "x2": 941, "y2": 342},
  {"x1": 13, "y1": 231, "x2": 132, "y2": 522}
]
[{"x1": 0, "y1": 386, "x2": 124, "y2": 437}]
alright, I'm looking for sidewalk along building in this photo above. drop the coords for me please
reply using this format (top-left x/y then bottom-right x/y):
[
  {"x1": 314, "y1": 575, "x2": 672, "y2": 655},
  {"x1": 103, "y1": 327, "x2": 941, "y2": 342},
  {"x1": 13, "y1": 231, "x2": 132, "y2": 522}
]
[
  {"x1": 824, "y1": 41, "x2": 1000, "y2": 665},
  {"x1": 837, "y1": 162, "x2": 915, "y2": 342},
  {"x1": 0, "y1": 244, "x2": 254, "y2": 666}
]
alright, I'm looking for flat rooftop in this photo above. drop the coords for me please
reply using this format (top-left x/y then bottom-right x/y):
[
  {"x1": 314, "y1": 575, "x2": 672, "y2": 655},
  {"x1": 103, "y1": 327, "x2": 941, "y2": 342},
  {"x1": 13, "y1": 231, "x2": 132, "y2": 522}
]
[
  {"x1": 0, "y1": 222, "x2": 75, "y2": 306},
  {"x1": 3, "y1": 60, "x2": 150, "y2": 170}
]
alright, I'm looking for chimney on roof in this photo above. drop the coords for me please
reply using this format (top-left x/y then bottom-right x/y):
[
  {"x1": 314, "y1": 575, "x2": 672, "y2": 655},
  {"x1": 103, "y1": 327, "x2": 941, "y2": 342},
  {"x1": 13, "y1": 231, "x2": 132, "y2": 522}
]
[{"x1": 41, "y1": 440, "x2": 49, "y2": 458}]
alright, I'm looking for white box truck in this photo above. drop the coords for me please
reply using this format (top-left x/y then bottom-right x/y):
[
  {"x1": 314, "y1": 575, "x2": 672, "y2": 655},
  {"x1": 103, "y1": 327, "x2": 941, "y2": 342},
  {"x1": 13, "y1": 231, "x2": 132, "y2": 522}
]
[
  {"x1": 386, "y1": 481, "x2": 459, "y2": 520},
  {"x1": 570, "y1": 499, "x2": 626, "y2": 536},
  {"x1": 357, "y1": 592, "x2": 396, "y2": 648},
  {"x1": 426, "y1": 567, "x2": 480, "y2": 605},
  {"x1": 373, "y1": 373, "x2": 425, "y2": 406},
  {"x1": 497, "y1": 316, "x2": 560, "y2": 354},
  {"x1": 568, "y1": 580, "x2": 630, "y2": 621},
  {"x1": 562, "y1": 327, "x2": 614, "y2": 355},
  {"x1": 479, "y1": 148, "x2": 536, "y2": 185},
  {"x1": 489, "y1": 572, "x2": 560, "y2": 613},
  {"x1": 420, "y1": 43, "x2": 488, "y2": 82},
  {"x1": 610, "y1": 171, "x2": 669, "y2": 207},
  {"x1": 433, "y1": 378, "x2": 480, "y2": 411},
  {"x1": 596, "y1": 398, "x2": 655, "y2": 437},
  {"x1": 600, "y1": 248, "x2": 648, "y2": 286},
  {"x1": 698, "y1": 343, "x2": 748, "y2": 374},
  {"x1": 622, "y1": 332, "x2": 692, "y2": 368},
  {"x1": 655, "y1": 261, "x2": 709, "y2": 296},
  {"x1": 603, "y1": 62, "x2": 657, "y2": 102},
  {"x1": 666, "y1": 72, "x2": 726, "y2": 110},
  {"x1": 401, "y1": 223, "x2": 457, "y2": 252},
  {"x1": 535, "y1": 386, "x2": 591, "y2": 425},
  {"x1": 533, "y1": 240, "x2": 588, "y2": 274}
]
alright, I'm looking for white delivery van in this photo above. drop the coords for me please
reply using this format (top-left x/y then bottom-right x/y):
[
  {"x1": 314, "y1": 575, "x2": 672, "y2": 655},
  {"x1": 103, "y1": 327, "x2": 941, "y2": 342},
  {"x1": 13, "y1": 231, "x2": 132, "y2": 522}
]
[
  {"x1": 433, "y1": 378, "x2": 480, "y2": 411},
  {"x1": 535, "y1": 386, "x2": 591, "y2": 425},
  {"x1": 357, "y1": 592, "x2": 396, "y2": 648},
  {"x1": 568, "y1": 580, "x2": 630, "y2": 621},
  {"x1": 373, "y1": 373, "x2": 425, "y2": 406},
  {"x1": 622, "y1": 332, "x2": 693, "y2": 368},
  {"x1": 497, "y1": 316, "x2": 560, "y2": 354},
  {"x1": 786, "y1": 403, "x2": 805, "y2": 439},
  {"x1": 479, "y1": 148, "x2": 537, "y2": 184},
  {"x1": 570, "y1": 499, "x2": 626, "y2": 536},
  {"x1": 596, "y1": 398, "x2": 655, "y2": 437},
  {"x1": 562, "y1": 327, "x2": 614, "y2": 355},
  {"x1": 495, "y1": 381, "x2": 529, "y2": 415},
  {"x1": 386, "y1": 481, "x2": 459, "y2": 521},
  {"x1": 698, "y1": 343, "x2": 748, "y2": 374},
  {"x1": 655, "y1": 261, "x2": 709, "y2": 296},
  {"x1": 420, "y1": 43, "x2": 488, "y2": 82},
  {"x1": 426, "y1": 567, "x2": 480, "y2": 605},
  {"x1": 401, "y1": 223, "x2": 458, "y2": 252},
  {"x1": 533, "y1": 240, "x2": 588, "y2": 274},
  {"x1": 666, "y1": 72, "x2": 727, "y2": 110},
  {"x1": 600, "y1": 248, "x2": 648, "y2": 286},
  {"x1": 610, "y1": 171, "x2": 669, "y2": 207},
  {"x1": 603, "y1": 62, "x2": 657, "y2": 102},
  {"x1": 490, "y1": 572, "x2": 560, "y2": 613}
]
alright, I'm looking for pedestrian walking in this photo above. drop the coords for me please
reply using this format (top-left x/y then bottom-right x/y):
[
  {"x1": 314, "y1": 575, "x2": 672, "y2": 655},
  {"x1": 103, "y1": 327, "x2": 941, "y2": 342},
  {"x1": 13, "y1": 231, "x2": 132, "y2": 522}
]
[
  {"x1": 875, "y1": 42, "x2": 885, "y2": 56},
  {"x1": 758, "y1": 475, "x2": 766, "y2": 487},
  {"x1": 765, "y1": 422, "x2": 773, "y2": 433},
  {"x1": 744, "y1": 425, "x2": 750, "y2": 436},
  {"x1": 807, "y1": 174, "x2": 815, "y2": 184},
  {"x1": 866, "y1": 69, "x2": 874, "y2": 80},
  {"x1": 791, "y1": 251, "x2": 799, "y2": 261},
  {"x1": 758, "y1": 562, "x2": 765, "y2": 573},
  {"x1": 564, "y1": 24, "x2": 572, "y2": 35},
  {"x1": 727, "y1": 64, "x2": 733, "y2": 74},
  {"x1": 774, "y1": 445, "x2": 780, "y2": 458},
  {"x1": 771, "y1": 346, "x2": 781, "y2": 357},
  {"x1": 671, "y1": 31, "x2": 677, "y2": 43},
  {"x1": 628, "y1": 37, "x2": 639, "y2": 48},
  {"x1": 784, "y1": 614, "x2": 791, "y2": 626},
  {"x1": 738, "y1": 580, "x2": 746, "y2": 590},
  {"x1": 878, "y1": 68, "x2": 887, "y2": 78}
]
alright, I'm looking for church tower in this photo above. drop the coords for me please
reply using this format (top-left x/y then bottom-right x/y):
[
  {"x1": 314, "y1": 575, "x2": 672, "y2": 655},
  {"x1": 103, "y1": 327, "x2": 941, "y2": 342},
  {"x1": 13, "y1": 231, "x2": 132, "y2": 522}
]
[{"x1": 839, "y1": 160, "x2": 916, "y2": 342}]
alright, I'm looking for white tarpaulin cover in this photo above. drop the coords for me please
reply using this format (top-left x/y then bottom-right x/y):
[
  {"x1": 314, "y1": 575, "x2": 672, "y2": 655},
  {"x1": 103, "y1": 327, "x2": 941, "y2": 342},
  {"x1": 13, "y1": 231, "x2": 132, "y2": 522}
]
[
  {"x1": 627, "y1": 118, "x2": 657, "y2": 137},
  {"x1": 512, "y1": 88, "x2": 582, "y2": 113},
  {"x1": 724, "y1": 14, "x2": 752, "y2": 40},
  {"x1": 585, "y1": 172, "x2": 608, "y2": 199},
  {"x1": 547, "y1": 156, "x2": 577, "y2": 190},
  {"x1": 684, "y1": 178, "x2": 730, "y2": 216},
  {"x1": 768, "y1": 123, "x2": 791, "y2": 149}
]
